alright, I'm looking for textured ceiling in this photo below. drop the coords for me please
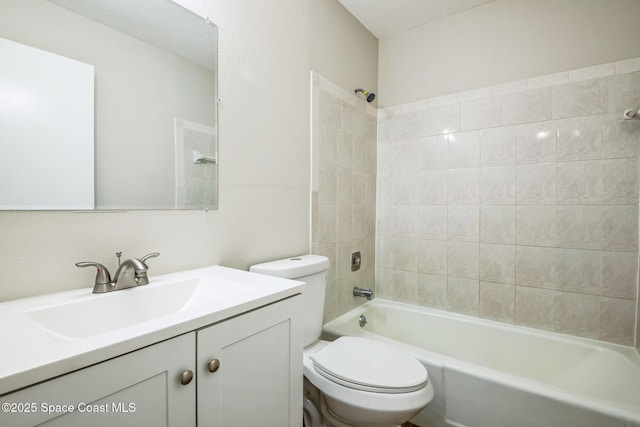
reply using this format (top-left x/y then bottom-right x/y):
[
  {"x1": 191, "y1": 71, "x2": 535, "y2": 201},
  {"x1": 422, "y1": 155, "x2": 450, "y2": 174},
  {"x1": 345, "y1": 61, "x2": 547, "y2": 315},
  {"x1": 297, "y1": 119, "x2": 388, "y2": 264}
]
[{"x1": 338, "y1": 0, "x2": 494, "y2": 39}]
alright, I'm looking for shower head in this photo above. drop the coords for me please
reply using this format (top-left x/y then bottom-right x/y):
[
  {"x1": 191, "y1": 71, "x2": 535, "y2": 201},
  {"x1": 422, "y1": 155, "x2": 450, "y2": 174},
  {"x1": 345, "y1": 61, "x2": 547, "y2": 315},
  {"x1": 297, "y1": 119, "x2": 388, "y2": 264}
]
[{"x1": 355, "y1": 88, "x2": 375, "y2": 103}]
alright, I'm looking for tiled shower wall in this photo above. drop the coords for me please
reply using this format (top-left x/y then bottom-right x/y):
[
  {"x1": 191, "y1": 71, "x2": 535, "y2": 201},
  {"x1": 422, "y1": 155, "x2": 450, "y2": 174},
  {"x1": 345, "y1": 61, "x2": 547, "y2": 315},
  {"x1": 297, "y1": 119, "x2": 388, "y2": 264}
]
[
  {"x1": 377, "y1": 58, "x2": 640, "y2": 346},
  {"x1": 311, "y1": 73, "x2": 378, "y2": 322}
]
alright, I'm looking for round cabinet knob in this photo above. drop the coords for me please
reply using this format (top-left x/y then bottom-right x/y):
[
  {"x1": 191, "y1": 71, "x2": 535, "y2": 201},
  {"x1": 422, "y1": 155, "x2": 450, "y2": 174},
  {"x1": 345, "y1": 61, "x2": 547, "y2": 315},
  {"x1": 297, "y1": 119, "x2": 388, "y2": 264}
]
[
  {"x1": 180, "y1": 370, "x2": 194, "y2": 385},
  {"x1": 208, "y1": 359, "x2": 220, "y2": 373}
]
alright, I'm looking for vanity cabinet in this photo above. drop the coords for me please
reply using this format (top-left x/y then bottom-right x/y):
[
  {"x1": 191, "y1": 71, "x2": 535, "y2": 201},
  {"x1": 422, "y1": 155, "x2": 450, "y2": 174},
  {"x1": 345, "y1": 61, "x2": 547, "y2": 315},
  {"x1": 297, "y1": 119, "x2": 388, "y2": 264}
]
[
  {"x1": 1, "y1": 332, "x2": 196, "y2": 427},
  {"x1": 1, "y1": 296, "x2": 302, "y2": 427},
  {"x1": 197, "y1": 295, "x2": 302, "y2": 426}
]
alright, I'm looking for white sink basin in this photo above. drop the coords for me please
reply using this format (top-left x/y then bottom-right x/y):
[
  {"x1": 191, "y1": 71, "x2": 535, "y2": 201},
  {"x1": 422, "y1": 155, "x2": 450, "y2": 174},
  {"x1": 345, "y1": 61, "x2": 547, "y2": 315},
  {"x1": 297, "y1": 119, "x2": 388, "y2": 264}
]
[
  {"x1": 25, "y1": 277, "x2": 251, "y2": 340},
  {"x1": 0, "y1": 265, "x2": 305, "y2": 396}
]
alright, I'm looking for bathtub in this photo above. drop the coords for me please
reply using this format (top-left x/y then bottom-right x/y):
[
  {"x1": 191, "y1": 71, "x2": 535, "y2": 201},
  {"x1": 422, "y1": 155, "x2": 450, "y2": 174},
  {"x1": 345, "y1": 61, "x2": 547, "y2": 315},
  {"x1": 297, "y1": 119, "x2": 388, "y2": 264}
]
[{"x1": 322, "y1": 299, "x2": 640, "y2": 427}]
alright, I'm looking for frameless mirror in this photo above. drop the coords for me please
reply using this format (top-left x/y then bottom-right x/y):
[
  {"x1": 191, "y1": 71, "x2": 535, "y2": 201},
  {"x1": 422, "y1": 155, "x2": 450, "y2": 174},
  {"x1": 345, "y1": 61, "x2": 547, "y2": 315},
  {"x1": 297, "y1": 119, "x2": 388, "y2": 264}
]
[{"x1": 0, "y1": 0, "x2": 218, "y2": 210}]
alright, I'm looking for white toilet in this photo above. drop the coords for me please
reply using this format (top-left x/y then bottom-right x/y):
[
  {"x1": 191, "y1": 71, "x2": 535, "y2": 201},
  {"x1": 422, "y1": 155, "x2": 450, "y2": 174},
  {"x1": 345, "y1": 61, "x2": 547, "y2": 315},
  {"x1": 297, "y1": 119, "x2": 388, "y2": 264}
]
[{"x1": 250, "y1": 255, "x2": 434, "y2": 427}]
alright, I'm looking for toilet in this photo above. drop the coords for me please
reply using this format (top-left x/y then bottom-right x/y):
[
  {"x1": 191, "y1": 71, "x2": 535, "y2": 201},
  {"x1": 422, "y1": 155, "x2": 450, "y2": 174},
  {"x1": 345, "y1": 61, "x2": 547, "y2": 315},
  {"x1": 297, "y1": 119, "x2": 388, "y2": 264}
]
[{"x1": 250, "y1": 255, "x2": 434, "y2": 427}]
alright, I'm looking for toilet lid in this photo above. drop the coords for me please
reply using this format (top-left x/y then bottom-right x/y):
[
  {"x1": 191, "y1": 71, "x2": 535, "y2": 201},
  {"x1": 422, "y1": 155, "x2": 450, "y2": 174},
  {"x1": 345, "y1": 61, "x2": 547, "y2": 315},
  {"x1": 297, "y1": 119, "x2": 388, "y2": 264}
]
[{"x1": 311, "y1": 336, "x2": 428, "y2": 393}]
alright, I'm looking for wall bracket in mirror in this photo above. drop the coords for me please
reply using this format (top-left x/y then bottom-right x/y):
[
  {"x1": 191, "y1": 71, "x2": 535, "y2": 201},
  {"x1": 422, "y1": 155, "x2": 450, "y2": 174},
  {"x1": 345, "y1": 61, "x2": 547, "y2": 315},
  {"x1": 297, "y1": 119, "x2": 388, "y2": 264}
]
[{"x1": 193, "y1": 151, "x2": 218, "y2": 165}]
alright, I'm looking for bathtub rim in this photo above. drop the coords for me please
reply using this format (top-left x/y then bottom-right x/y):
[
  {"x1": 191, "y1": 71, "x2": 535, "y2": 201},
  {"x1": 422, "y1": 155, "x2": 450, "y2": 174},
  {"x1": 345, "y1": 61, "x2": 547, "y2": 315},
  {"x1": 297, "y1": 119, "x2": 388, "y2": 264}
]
[{"x1": 322, "y1": 298, "x2": 640, "y2": 425}]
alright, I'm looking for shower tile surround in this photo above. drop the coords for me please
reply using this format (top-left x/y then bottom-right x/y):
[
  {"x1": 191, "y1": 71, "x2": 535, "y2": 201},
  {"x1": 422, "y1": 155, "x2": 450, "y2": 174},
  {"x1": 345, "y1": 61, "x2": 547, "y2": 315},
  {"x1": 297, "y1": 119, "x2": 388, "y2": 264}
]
[
  {"x1": 311, "y1": 73, "x2": 378, "y2": 322},
  {"x1": 376, "y1": 58, "x2": 640, "y2": 347}
]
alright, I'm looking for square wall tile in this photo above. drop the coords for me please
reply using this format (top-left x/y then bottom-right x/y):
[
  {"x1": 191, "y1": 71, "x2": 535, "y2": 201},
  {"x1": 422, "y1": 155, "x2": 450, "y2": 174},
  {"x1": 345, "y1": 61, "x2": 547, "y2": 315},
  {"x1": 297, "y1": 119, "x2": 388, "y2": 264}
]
[
  {"x1": 376, "y1": 237, "x2": 393, "y2": 269},
  {"x1": 516, "y1": 121, "x2": 557, "y2": 164},
  {"x1": 480, "y1": 205, "x2": 515, "y2": 244},
  {"x1": 448, "y1": 168, "x2": 480, "y2": 205},
  {"x1": 418, "y1": 240, "x2": 448, "y2": 275},
  {"x1": 388, "y1": 110, "x2": 423, "y2": 141},
  {"x1": 602, "y1": 114, "x2": 640, "y2": 159},
  {"x1": 556, "y1": 160, "x2": 602, "y2": 204},
  {"x1": 447, "y1": 205, "x2": 480, "y2": 242},
  {"x1": 423, "y1": 104, "x2": 460, "y2": 136},
  {"x1": 479, "y1": 244, "x2": 515, "y2": 284},
  {"x1": 555, "y1": 248, "x2": 601, "y2": 294},
  {"x1": 516, "y1": 205, "x2": 556, "y2": 247},
  {"x1": 448, "y1": 131, "x2": 480, "y2": 168},
  {"x1": 515, "y1": 286, "x2": 555, "y2": 330},
  {"x1": 319, "y1": 123, "x2": 339, "y2": 165},
  {"x1": 392, "y1": 172, "x2": 421, "y2": 205},
  {"x1": 552, "y1": 78, "x2": 608, "y2": 119},
  {"x1": 480, "y1": 126, "x2": 517, "y2": 166},
  {"x1": 447, "y1": 241, "x2": 479, "y2": 279},
  {"x1": 388, "y1": 270, "x2": 420, "y2": 304},
  {"x1": 517, "y1": 163, "x2": 556, "y2": 204},
  {"x1": 479, "y1": 281, "x2": 515, "y2": 323},
  {"x1": 555, "y1": 291, "x2": 600, "y2": 339},
  {"x1": 315, "y1": 204, "x2": 337, "y2": 243},
  {"x1": 461, "y1": 97, "x2": 503, "y2": 131},
  {"x1": 391, "y1": 206, "x2": 421, "y2": 238},
  {"x1": 418, "y1": 274, "x2": 447, "y2": 309},
  {"x1": 337, "y1": 168, "x2": 354, "y2": 205},
  {"x1": 608, "y1": 71, "x2": 640, "y2": 113},
  {"x1": 318, "y1": 164, "x2": 338, "y2": 204},
  {"x1": 502, "y1": 88, "x2": 552, "y2": 125},
  {"x1": 336, "y1": 204, "x2": 354, "y2": 241},
  {"x1": 389, "y1": 238, "x2": 419, "y2": 272},
  {"x1": 556, "y1": 205, "x2": 602, "y2": 250},
  {"x1": 421, "y1": 170, "x2": 448, "y2": 205},
  {"x1": 319, "y1": 89, "x2": 342, "y2": 128},
  {"x1": 556, "y1": 115, "x2": 603, "y2": 161},
  {"x1": 602, "y1": 158, "x2": 639, "y2": 205},
  {"x1": 419, "y1": 135, "x2": 448, "y2": 170},
  {"x1": 601, "y1": 251, "x2": 637, "y2": 299},
  {"x1": 419, "y1": 205, "x2": 448, "y2": 240},
  {"x1": 480, "y1": 166, "x2": 516, "y2": 204},
  {"x1": 391, "y1": 140, "x2": 420, "y2": 173},
  {"x1": 447, "y1": 277, "x2": 479, "y2": 315},
  {"x1": 601, "y1": 205, "x2": 638, "y2": 252},
  {"x1": 336, "y1": 128, "x2": 354, "y2": 169},
  {"x1": 515, "y1": 246, "x2": 556, "y2": 289},
  {"x1": 600, "y1": 297, "x2": 635, "y2": 345}
]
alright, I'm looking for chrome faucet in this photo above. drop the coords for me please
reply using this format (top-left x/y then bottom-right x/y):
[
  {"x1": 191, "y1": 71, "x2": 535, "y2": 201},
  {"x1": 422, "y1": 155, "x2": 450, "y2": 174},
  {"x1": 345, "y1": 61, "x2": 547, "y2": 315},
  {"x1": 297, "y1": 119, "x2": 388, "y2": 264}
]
[
  {"x1": 76, "y1": 252, "x2": 160, "y2": 293},
  {"x1": 353, "y1": 286, "x2": 373, "y2": 300}
]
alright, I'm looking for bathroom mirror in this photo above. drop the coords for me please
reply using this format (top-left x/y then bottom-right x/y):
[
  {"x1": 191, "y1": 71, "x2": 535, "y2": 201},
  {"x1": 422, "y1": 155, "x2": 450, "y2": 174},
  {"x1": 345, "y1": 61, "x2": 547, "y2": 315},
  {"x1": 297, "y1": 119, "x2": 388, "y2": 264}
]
[{"x1": 0, "y1": 0, "x2": 218, "y2": 210}]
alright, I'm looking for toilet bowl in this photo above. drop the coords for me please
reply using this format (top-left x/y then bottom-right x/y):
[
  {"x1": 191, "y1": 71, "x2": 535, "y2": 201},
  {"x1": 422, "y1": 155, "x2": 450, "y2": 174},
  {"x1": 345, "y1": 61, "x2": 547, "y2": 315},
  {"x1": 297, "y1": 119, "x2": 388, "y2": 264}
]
[
  {"x1": 250, "y1": 255, "x2": 434, "y2": 427},
  {"x1": 304, "y1": 339, "x2": 433, "y2": 427}
]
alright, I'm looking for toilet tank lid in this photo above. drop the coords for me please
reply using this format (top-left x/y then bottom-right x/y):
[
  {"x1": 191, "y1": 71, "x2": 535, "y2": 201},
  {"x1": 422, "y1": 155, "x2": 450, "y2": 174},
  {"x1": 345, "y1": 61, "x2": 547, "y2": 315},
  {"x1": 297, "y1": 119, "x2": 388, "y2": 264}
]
[{"x1": 249, "y1": 254, "x2": 329, "y2": 279}]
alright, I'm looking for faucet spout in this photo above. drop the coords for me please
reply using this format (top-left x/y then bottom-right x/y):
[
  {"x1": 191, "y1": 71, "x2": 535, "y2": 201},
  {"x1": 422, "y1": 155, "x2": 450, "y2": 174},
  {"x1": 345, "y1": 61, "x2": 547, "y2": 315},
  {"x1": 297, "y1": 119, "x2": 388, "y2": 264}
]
[
  {"x1": 113, "y1": 258, "x2": 149, "y2": 289},
  {"x1": 353, "y1": 287, "x2": 373, "y2": 300}
]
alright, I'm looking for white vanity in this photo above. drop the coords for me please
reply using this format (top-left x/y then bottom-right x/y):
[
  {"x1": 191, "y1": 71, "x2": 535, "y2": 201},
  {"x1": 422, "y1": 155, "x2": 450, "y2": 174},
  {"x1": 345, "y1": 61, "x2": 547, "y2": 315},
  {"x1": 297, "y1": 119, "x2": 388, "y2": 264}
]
[{"x1": 0, "y1": 266, "x2": 304, "y2": 426}]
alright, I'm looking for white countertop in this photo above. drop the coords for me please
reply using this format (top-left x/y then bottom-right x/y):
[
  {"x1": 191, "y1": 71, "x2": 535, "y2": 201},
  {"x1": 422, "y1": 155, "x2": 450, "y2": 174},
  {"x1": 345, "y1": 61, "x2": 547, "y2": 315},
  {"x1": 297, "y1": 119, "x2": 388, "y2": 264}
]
[{"x1": 0, "y1": 266, "x2": 304, "y2": 395}]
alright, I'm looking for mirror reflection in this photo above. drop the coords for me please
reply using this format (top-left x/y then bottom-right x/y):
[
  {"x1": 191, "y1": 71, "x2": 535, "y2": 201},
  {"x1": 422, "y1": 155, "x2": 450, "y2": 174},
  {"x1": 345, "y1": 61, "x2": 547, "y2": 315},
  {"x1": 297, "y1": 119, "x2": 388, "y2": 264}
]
[{"x1": 0, "y1": 0, "x2": 218, "y2": 210}]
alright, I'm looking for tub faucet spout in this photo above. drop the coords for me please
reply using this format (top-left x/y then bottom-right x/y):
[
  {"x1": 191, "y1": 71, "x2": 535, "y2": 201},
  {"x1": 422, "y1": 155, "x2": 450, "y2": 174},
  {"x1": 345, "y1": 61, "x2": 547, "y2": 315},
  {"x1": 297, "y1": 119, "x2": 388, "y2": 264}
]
[{"x1": 353, "y1": 287, "x2": 373, "y2": 300}]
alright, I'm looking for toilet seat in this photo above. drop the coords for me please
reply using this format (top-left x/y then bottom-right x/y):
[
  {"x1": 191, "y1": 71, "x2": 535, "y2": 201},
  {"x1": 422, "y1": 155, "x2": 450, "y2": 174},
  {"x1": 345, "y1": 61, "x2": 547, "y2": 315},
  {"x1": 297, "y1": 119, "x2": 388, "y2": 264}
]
[{"x1": 311, "y1": 337, "x2": 428, "y2": 394}]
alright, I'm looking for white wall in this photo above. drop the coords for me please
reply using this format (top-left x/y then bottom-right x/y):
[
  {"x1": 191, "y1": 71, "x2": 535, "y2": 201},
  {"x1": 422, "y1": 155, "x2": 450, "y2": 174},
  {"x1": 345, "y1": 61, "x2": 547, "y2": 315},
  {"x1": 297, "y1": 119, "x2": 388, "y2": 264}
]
[
  {"x1": 0, "y1": 0, "x2": 311, "y2": 302},
  {"x1": 310, "y1": 0, "x2": 378, "y2": 105},
  {"x1": 379, "y1": 0, "x2": 640, "y2": 107}
]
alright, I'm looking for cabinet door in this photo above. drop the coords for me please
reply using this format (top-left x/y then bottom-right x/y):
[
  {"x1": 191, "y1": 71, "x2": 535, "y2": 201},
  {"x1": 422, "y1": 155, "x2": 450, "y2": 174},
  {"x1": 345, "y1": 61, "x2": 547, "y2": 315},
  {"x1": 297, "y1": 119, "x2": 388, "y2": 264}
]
[
  {"x1": 1, "y1": 332, "x2": 195, "y2": 427},
  {"x1": 197, "y1": 296, "x2": 303, "y2": 427}
]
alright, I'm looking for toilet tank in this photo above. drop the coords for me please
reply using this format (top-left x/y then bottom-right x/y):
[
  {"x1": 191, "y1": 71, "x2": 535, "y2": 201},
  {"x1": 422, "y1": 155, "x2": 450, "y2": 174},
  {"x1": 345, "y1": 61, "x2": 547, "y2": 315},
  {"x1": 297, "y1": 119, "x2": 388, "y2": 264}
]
[{"x1": 249, "y1": 255, "x2": 330, "y2": 347}]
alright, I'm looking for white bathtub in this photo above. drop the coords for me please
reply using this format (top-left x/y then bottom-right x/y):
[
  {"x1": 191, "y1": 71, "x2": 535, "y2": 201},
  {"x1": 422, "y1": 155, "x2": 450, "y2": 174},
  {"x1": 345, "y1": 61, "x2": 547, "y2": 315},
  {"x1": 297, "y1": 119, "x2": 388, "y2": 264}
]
[{"x1": 322, "y1": 299, "x2": 640, "y2": 427}]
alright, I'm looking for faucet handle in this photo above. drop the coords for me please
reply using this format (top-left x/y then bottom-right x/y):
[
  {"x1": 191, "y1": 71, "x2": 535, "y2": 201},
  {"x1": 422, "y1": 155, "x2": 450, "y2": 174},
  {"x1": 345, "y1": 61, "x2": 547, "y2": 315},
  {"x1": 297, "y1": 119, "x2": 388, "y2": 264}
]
[
  {"x1": 76, "y1": 262, "x2": 113, "y2": 293},
  {"x1": 140, "y1": 252, "x2": 160, "y2": 263}
]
